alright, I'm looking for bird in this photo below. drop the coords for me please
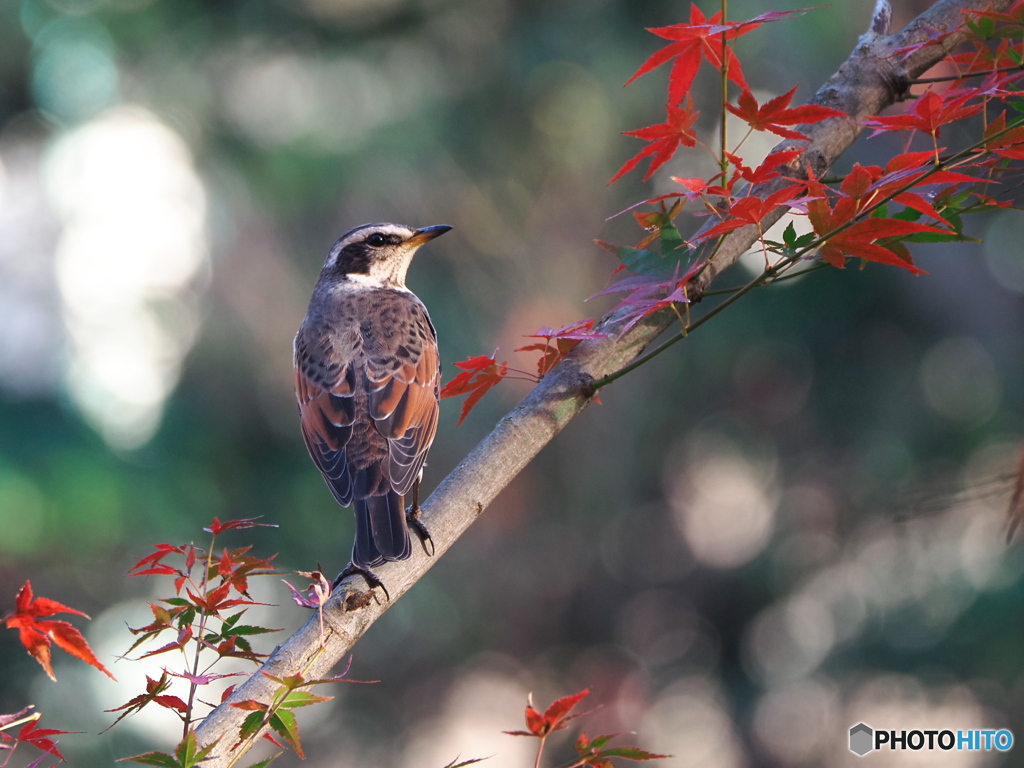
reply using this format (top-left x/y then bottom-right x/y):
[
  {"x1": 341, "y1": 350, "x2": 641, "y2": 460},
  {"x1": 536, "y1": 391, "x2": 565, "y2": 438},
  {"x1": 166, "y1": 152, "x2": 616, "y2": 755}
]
[{"x1": 293, "y1": 222, "x2": 449, "y2": 585}]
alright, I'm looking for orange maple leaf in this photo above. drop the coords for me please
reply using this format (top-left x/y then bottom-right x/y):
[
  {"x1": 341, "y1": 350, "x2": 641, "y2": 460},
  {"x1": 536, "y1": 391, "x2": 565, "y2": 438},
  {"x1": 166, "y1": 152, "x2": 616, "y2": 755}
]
[{"x1": 4, "y1": 580, "x2": 116, "y2": 682}]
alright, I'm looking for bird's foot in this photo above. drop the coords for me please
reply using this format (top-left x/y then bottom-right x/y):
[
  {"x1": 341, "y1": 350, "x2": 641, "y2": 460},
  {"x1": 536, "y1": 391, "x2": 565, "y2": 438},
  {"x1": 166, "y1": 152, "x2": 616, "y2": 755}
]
[
  {"x1": 333, "y1": 562, "x2": 390, "y2": 601},
  {"x1": 406, "y1": 504, "x2": 435, "y2": 557}
]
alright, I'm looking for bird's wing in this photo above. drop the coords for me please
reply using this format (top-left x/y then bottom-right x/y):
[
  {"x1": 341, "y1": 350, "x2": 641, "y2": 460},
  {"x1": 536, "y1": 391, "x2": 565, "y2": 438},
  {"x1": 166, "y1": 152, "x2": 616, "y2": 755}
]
[
  {"x1": 364, "y1": 298, "x2": 441, "y2": 496},
  {"x1": 294, "y1": 331, "x2": 359, "y2": 505}
]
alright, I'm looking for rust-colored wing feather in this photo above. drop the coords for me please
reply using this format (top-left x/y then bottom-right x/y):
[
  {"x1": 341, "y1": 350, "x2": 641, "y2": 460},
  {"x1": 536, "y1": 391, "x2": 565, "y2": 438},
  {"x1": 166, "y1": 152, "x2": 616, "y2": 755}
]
[
  {"x1": 294, "y1": 335, "x2": 358, "y2": 506},
  {"x1": 369, "y1": 338, "x2": 440, "y2": 495}
]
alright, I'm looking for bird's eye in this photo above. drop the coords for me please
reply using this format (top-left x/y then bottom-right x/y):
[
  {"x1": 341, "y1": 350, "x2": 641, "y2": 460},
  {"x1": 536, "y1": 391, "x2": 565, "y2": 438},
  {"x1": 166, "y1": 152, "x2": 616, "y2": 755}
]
[{"x1": 366, "y1": 233, "x2": 387, "y2": 247}]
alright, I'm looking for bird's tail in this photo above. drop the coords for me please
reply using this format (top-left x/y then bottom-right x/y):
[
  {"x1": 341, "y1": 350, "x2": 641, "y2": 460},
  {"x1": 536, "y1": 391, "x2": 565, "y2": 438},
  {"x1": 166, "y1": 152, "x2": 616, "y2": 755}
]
[{"x1": 352, "y1": 490, "x2": 411, "y2": 568}]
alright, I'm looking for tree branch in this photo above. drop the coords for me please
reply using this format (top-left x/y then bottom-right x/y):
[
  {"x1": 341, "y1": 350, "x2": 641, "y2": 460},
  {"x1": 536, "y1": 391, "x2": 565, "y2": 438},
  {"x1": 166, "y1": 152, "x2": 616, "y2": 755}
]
[{"x1": 194, "y1": 0, "x2": 1010, "y2": 762}]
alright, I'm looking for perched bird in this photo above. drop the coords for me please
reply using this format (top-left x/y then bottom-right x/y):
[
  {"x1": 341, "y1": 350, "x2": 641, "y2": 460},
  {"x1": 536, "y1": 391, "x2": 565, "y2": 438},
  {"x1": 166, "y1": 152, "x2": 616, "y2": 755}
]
[{"x1": 294, "y1": 222, "x2": 449, "y2": 581}]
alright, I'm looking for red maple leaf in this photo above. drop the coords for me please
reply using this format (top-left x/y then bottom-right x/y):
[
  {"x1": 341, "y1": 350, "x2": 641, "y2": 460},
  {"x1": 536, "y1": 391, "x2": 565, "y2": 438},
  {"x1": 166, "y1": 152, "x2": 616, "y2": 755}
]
[
  {"x1": 893, "y1": 26, "x2": 957, "y2": 59},
  {"x1": 167, "y1": 669, "x2": 243, "y2": 687},
  {"x1": 982, "y1": 111, "x2": 1024, "y2": 160},
  {"x1": 693, "y1": 184, "x2": 807, "y2": 243},
  {"x1": 187, "y1": 581, "x2": 264, "y2": 616},
  {"x1": 523, "y1": 319, "x2": 610, "y2": 342},
  {"x1": 801, "y1": 154, "x2": 980, "y2": 240},
  {"x1": 625, "y1": 6, "x2": 807, "y2": 106},
  {"x1": 575, "y1": 732, "x2": 670, "y2": 765},
  {"x1": 805, "y1": 191, "x2": 948, "y2": 274},
  {"x1": 516, "y1": 320, "x2": 608, "y2": 378},
  {"x1": 4, "y1": 581, "x2": 116, "y2": 682},
  {"x1": 283, "y1": 569, "x2": 333, "y2": 609},
  {"x1": 515, "y1": 341, "x2": 573, "y2": 378},
  {"x1": 863, "y1": 90, "x2": 982, "y2": 139},
  {"x1": 440, "y1": 352, "x2": 509, "y2": 425},
  {"x1": 727, "y1": 86, "x2": 845, "y2": 139},
  {"x1": 591, "y1": 261, "x2": 700, "y2": 334},
  {"x1": 15, "y1": 716, "x2": 75, "y2": 761},
  {"x1": 214, "y1": 546, "x2": 279, "y2": 597},
  {"x1": 137, "y1": 622, "x2": 194, "y2": 659},
  {"x1": 670, "y1": 175, "x2": 710, "y2": 196},
  {"x1": 505, "y1": 689, "x2": 591, "y2": 738},
  {"x1": 121, "y1": 601, "x2": 189, "y2": 658},
  {"x1": 972, "y1": 0, "x2": 1024, "y2": 28},
  {"x1": 104, "y1": 672, "x2": 187, "y2": 731},
  {"x1": 126, "y1": 542, "x2": 187, "y2": 578},
  {"x1": 842, "y1": 156, "x2": 978, "y2": 227},
  {"x1": 863, "y1": 152, "x2": 979, "y2": 196},
  {"x1": 627, "y1": 5, "x2": 747, "y2": 105},
  {"x1": 948, "y1": 37, "x2": 1024, "y2": 82},
  {"x1": 818, "y1": 220, "x2": 933, "y2": 273},
  {"x1": 205, "y1": 516, "x2": 278, "y2": 536},
  {"x1": 611, "y1": 97, "x2": 699, "y2": 183},
  {"x1": 726, "y1": 149, "x2": 804, "y2": 186}
]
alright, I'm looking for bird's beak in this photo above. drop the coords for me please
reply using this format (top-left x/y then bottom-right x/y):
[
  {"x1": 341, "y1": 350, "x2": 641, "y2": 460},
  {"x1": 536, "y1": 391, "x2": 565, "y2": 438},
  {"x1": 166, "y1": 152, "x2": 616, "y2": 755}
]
[{"x1": 406, "y1": 224, "x2": 453, "y2": 247}]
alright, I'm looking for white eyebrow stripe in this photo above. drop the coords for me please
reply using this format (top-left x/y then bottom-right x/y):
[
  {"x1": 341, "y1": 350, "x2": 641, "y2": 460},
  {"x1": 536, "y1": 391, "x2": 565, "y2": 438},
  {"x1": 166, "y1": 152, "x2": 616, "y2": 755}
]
[
  {"x1": 324, "y1": 224, "x2": 418, "y2": 269},
  {"x1": 340, "y1": 223, "x2": 414, "y2": 245}
]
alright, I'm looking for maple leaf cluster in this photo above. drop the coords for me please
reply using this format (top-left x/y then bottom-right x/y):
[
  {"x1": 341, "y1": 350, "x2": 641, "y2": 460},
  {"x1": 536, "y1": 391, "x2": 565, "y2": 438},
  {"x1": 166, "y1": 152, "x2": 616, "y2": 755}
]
[
  {"x1": 504, "y1": 689, "x2": 668, "y2": 768},
  {"x1": 226, "y1": 666, "x2": 367, "y2": 761},
  {"x1": 2, "y1": 514, "x2": 357, "y2": 766},
  {"x1": 0, "y1": 706, "x2": 73, "y2": 768},
  {"x1": 2, "y1": 586, "x2": 107, "y2": 765},
  {"x1": 441, "y1": 1, "x2": 1024, "y2": 422},
  {"x1": 613, "y1": 7, "x2": 835, "y2": 182},
  {"x1": 517, "y1": 319, "x2": 611, "y2": 377},
  {"x1": 440, "y1": 319, "x2": 609, "y2": 423},
  {"x1": 113, "y1": 516, "x2": 280, "y2": 736},
  {"x1": 111, "y1": 518, "x2": 373, "y2": 768}
]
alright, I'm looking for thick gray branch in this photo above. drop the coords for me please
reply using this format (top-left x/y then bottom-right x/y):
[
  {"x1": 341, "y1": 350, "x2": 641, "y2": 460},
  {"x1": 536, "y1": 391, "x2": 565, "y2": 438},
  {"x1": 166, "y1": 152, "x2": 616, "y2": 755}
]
[{"x1": 194, "y1": 0, "x2": 1010, "y2": 762}]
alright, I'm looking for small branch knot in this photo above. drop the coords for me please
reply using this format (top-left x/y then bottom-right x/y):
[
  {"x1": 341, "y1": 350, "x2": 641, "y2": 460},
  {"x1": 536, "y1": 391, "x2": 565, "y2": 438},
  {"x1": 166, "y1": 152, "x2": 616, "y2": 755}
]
[
  {"x1": 344, "y1": 591, "x2": 375, "y2": 611},
  {"x1": 875, "y1": 55, "x2": 913, "y2": 102}
]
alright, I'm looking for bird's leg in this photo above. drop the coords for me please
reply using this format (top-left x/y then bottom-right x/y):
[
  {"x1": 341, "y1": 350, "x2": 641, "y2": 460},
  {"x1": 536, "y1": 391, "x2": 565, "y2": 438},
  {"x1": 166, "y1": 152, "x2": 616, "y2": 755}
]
[
  {"x1": 406, "y1": 480, "x2": 435, "y2": 556},
  {"x1": 333, "y1": 562, "x2": 390, "y2": 602}
]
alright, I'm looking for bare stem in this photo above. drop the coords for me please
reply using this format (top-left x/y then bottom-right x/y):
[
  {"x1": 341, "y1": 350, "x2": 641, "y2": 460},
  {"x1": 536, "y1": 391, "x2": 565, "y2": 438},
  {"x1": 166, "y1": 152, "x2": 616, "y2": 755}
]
[
  {"x1": 909, "y1": 62, "x2": 1024, "y2": 84},
  {"x1": 719, "y1": 0, "x2": 729, "y2": 174},
  {"x1": 183, "y1": 534, "x2": 218, "y2": 737},
  {"x1": 534, "y1": 736, "x2": 547, "y2": 768}
]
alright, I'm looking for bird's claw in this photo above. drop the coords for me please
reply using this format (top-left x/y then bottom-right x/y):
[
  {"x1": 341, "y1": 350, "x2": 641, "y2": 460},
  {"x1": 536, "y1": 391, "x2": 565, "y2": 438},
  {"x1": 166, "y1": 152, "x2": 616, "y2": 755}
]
[
  {"x1": 333, "y1": 562, "x2": 390, "y2": 601},
  {"x1": 406, "y1": 504, "x2": 435, "y2": 557}
]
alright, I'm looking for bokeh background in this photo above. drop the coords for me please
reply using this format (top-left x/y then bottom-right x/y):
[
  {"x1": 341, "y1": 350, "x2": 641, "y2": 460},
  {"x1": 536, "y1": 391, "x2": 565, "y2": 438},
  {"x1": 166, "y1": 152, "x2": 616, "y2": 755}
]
[{"x1": 2, "y1": 0, "x2": 1024, "y2": 765}]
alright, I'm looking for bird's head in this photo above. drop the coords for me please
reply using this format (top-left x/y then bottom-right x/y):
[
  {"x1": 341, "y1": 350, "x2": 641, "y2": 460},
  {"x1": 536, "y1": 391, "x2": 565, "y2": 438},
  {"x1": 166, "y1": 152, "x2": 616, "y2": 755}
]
[{"x1": 321, "y1": 223, "x2": 452, "y2": 287}]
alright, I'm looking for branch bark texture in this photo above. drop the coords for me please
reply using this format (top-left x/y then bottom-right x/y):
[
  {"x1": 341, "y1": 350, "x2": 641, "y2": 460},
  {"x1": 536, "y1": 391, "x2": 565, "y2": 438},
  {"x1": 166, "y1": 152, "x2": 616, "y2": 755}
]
[{"x1": 195, "y1": 0, "x2": 1011, "y2": 762}]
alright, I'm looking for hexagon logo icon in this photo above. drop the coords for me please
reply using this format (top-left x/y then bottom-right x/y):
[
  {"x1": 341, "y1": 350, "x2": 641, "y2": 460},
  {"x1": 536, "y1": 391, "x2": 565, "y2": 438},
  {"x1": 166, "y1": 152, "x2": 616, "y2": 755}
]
[{"x1": 850, "y1": 723, "x2": 873, "y2": 756}]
